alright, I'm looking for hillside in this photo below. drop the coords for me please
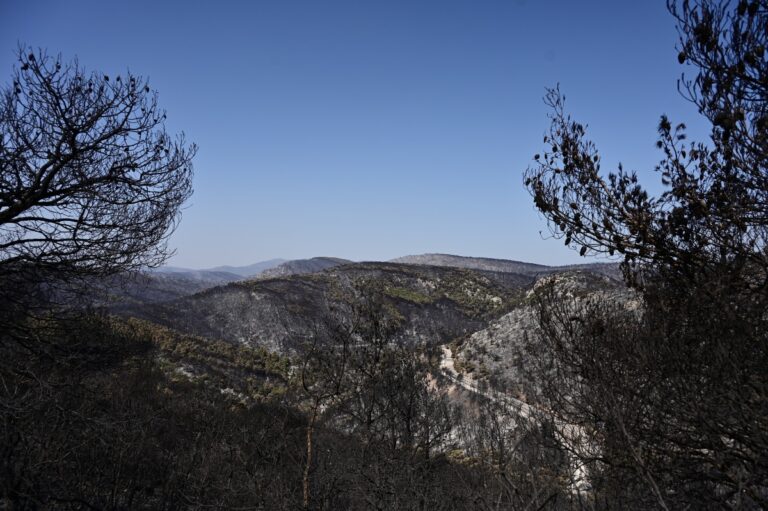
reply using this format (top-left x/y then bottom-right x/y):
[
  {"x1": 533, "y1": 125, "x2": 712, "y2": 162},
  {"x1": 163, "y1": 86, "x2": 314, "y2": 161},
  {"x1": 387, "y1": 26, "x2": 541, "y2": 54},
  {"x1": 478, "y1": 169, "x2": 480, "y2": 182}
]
[
  {"x1": 94, "y1": 271, "x2": 241, "y2": 306},
  {"x1": 39, "y1": 257, "x2": 648, "y2": 510},
  {"x1": 255, "y1": 256, "x2": 352, "y2": 279},
  {"x1": 391, "y1": 253, "x2": 550, "y2": 274},
  {"x1": 124, "y1": 261, "x2": 532, "y2": 353},
  {"x1": 101, "y1": 258, "x2": 349, "y2": 306},
  {"x1": 448, "y1": 270, "x2": 633, "y2": 403},
  {"x1": 391, "y1": 253, "x2": 620, "y2": 278}
]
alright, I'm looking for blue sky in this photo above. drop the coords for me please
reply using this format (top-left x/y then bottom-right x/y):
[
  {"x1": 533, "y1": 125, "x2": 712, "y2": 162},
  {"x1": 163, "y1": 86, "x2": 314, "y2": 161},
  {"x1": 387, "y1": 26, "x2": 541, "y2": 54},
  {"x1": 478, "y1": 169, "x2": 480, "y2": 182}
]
[{"x1": 0, "y1": 1, "x2": 709, "y2": 268}]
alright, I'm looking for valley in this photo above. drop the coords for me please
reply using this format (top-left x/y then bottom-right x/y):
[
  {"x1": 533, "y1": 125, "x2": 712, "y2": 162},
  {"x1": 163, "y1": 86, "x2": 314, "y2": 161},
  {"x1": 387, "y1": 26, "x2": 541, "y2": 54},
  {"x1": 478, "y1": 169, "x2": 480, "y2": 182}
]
[
  {"x1": 104, "y1": 253, "x2": 622, "y2": 403},
  {"x1": 105, "y1": 254, "x2": 621, "y2": 476},
  {"x1": 7, "y1": 252, "x2": 643, "y2": 508}
]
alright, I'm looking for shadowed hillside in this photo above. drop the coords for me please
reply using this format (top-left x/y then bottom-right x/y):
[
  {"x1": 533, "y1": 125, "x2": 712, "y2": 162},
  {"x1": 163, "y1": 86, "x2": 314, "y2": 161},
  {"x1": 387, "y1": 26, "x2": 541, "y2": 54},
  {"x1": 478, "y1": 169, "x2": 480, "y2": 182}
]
[{"x1": 121, "y1": 261, "x2": 532, "y2": 353}]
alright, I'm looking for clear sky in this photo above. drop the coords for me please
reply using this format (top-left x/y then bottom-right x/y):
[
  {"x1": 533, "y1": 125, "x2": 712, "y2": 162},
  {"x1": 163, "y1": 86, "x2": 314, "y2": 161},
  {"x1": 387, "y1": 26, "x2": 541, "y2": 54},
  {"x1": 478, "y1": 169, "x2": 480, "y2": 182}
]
[{"x1": 0, "y1": 0, "x2": 710, "y2": 268}]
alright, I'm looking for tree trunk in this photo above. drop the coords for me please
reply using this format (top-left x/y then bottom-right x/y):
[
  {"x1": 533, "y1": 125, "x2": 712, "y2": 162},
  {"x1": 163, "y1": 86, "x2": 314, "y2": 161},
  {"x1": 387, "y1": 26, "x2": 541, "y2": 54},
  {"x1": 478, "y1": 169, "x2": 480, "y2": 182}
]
[{"x1": 303, "y1": 400, "x2": 319, "y2": 510}]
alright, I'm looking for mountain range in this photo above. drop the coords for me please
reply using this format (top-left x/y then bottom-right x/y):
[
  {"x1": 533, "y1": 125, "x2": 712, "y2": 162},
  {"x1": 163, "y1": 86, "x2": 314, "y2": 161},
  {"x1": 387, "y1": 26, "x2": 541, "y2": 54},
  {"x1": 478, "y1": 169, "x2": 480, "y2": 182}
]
[
  {"x1": 92, "y1": 250, "x2": 628, "y2": 501},
  {"x1": 108, "y1": 253, "x2": 621, "y2": 360},
  {"x1": 154, "y1": 253, "x2": 619, "y2": 284}
]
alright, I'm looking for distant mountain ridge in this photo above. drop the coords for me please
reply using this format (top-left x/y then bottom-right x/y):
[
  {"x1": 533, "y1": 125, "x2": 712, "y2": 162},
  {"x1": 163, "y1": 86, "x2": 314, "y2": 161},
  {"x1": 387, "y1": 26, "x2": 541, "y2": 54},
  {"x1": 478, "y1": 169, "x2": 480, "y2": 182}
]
[
  {"x1": 132, "y1": 254, "x2": 618, "y2": 308},
  {"x1": 206, "y1": 259, "x2": 287, "y2": 277},
  {"x1": 391, "y1": 254, "x2": 550, "y2": 274},
  {"x1": 390, "y1": 253, "x2": 620, "y2": 278},
  {"x1": 155, "y1": 258, "x2": 286, "y2": 278},
  {"x1": 256, "y1": 257, "x2": 352, "y2": 280},
  {"x1": 123, "y1": 261, "x2": 531, "y2": 353},
  {"x1": 150, "y1": 269, "x2": 242, "y2": 282},
  {"x1": 120, "y1": 258, "x2": 347, "y2": 305},
  {"x1": 155, "y1": 254, "x2": 619, "y2": 281}
]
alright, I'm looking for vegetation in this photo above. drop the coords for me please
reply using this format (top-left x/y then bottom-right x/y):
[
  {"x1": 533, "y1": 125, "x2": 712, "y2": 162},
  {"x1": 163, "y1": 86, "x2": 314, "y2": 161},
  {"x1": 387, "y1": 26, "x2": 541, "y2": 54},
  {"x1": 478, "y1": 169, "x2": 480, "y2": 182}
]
[
  {"x1": 523, "y1": 0, "x2": 768, "y2": 508},
  {"x1": 0, "y1": 315, "x2": 307, "y2": 509},
  {"x1": 122, "y1": 317, "x2": 290, "y2": 398},
  {"x1": 0, "y1": 48, "x2": 194, "y2": 288},
  {"x1": 3, "y1": 0, "x2": 766, "y2": 508},
  {"x1": 1, "y1": 306, "x2": 581, "y2": 509},
  {"x1": 383, "y1": 285, "x2": 432, "y2": 304}
]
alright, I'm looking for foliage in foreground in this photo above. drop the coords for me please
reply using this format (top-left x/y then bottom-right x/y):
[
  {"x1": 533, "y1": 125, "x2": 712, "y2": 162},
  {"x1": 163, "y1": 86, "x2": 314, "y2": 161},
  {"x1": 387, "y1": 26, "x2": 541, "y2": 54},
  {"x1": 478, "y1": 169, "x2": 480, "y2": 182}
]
[
  {"x1": 0, "y1": 314, "x2": 576, "y2": 510},
  {"x1": 523, "y1": 0, "x2": 768, "y2": 508}
]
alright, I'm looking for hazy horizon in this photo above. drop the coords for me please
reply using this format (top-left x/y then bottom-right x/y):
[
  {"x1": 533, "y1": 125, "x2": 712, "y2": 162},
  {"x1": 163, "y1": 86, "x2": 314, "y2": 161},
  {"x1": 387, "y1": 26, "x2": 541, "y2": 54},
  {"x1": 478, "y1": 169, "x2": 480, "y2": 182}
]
[
  {"x1": 157, "y1": 251, "x2": 621, "y2": 272},
  {"x1": 1, "y1": 1, "x2": 710, "y2": 268}
]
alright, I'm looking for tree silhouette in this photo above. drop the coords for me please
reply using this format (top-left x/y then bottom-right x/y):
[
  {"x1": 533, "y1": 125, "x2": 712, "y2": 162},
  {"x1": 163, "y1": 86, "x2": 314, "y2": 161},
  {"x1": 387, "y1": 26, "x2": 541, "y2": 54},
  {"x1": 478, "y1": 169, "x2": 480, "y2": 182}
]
[
  {"x1": 525, "y1": 0, "x2": 768, "y2": 288},
  {"x1": 0, "y1": 47, "x2": 195, "y2": 294},
  {"x1": 523, "y1": 1, "x2": 768, "y2": 507}
]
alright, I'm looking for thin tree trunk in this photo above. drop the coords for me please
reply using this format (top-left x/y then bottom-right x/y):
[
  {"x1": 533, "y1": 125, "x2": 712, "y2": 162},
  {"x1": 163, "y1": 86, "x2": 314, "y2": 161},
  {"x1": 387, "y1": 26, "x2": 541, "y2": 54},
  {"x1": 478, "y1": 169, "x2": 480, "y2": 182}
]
[{"x1": 303, "y1": 400, "x2": 319, "y2": 510}]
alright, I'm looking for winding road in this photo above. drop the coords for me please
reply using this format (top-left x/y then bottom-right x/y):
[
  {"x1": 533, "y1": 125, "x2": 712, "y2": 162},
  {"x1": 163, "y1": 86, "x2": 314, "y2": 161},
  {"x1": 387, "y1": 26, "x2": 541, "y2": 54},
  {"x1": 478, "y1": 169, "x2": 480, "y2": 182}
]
[{"x1": 438, "y1": 344, "x2": 594, "y2": 494}]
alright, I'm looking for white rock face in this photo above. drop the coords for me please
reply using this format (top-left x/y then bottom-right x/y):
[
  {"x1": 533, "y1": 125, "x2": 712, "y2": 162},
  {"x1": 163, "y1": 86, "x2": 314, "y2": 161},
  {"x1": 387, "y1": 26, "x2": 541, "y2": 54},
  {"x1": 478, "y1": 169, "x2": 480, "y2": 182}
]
[{"x1": 453, "y1": 271, "x2": 633, "y2": 403}]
